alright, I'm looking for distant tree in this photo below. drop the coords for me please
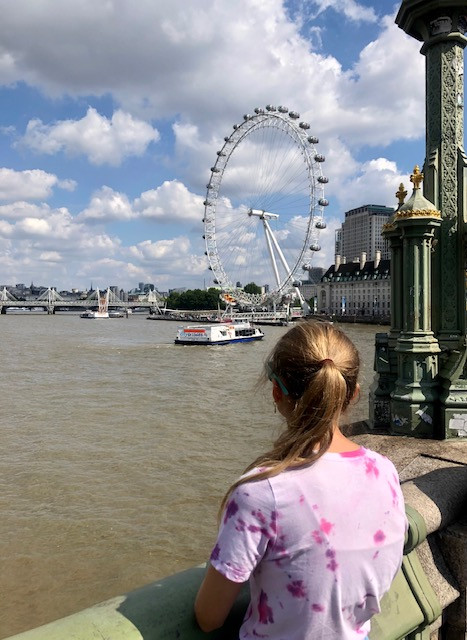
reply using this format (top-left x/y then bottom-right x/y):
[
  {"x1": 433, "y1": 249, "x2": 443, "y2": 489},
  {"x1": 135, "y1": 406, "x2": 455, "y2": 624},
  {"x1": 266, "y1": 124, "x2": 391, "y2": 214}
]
[
  {"x1": 165, "y1": 290, "x2": 181, "y2": 308},
  {"x1": 165, "y1": 288, "x2": 225, "y2": 310},
  {"x1": 244, "y1": 282, "x2": 261, "y2": 295}
]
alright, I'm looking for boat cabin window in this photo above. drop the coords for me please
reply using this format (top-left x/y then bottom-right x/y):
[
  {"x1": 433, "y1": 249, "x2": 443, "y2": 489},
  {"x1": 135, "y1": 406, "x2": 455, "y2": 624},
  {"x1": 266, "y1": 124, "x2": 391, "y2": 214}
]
[{"x1": 234, "y1": 328, "x2": 255, "y2": 337}]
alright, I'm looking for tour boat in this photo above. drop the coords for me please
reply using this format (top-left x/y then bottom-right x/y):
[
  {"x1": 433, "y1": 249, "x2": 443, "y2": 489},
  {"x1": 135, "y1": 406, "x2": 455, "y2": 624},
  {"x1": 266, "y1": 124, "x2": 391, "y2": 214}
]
[
  {"x1": 80, "y1": 309, "x2": 109, "y2": 319},
  {"x1": 174, "y1": 320, "x2": 264, "y2": 345}
]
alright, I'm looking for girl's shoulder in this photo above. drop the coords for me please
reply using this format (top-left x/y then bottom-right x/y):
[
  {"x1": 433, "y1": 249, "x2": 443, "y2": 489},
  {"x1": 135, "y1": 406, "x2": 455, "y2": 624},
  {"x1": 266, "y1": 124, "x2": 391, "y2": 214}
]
[{"x1": 226, "y1": 468, "x2": 276, "y2": 515}]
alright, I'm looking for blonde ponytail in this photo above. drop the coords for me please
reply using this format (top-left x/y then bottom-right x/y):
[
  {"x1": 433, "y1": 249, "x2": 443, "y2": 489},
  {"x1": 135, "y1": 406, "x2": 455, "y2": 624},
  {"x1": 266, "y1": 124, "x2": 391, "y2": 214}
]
[{"x1": 219, "y1": 321, "x2": 360, "y2": 519}]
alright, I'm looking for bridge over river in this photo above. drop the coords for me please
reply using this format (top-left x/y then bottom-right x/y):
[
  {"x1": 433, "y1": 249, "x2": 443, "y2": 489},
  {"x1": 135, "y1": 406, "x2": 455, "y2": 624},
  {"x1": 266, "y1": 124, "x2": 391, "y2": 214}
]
[{"x1": 0, "y1": 286, "x2": 162, "y2": 314}]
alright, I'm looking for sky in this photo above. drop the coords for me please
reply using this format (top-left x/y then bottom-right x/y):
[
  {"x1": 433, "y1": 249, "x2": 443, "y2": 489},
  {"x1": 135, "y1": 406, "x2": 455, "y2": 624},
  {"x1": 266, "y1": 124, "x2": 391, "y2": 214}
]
[{"x1": 0, "y1": 0, "x2": 454, "y2": 292}]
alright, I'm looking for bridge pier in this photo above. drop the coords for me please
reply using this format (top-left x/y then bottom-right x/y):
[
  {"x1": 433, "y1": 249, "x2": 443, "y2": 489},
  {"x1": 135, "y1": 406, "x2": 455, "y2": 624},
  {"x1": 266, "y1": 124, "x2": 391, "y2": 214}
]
[{"x1": 1, "y1": 306, "x2": 6, "y2": 314}]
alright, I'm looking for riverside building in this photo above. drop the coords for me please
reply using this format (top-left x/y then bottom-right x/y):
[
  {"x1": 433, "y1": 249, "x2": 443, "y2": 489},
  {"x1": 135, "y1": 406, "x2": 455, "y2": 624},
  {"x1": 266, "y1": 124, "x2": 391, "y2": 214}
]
[
  {"x1": 301, "y1": 203, "x2": 393, "y2": 318},
  {"x1": 337, "y1": 204, "x2": 394, "y2": 262},
  {"x1": 319, "y1": 251, "x2": 390, "y2": 318}
]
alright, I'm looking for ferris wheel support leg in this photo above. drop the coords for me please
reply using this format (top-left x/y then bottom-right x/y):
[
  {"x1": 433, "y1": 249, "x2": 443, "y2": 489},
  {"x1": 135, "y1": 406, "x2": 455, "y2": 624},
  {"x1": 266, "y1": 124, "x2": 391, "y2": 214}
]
[
  {"x1": 295, "y1": 287, "x2": 311, "y2": 316},
  {"x1": 263, "y1": 220, "x2": 282, "y2": 289},
  {"x1": 263, "y1": 219, "x2": 293, "y2": 283}
]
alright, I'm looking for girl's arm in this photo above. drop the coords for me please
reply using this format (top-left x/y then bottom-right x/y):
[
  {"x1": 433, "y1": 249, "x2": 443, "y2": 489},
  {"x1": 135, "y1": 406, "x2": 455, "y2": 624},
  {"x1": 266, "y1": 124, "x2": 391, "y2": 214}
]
[{"x1": 194, "y1": 564, "x2": 245, "y2": 632}]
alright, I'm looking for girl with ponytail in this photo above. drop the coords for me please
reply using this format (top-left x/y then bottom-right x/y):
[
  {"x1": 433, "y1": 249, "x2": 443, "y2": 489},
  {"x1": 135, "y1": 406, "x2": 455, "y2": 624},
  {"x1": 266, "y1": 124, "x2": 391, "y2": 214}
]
[{"x1": 195, "y1": 322, "x2": 406, "y2": 639}]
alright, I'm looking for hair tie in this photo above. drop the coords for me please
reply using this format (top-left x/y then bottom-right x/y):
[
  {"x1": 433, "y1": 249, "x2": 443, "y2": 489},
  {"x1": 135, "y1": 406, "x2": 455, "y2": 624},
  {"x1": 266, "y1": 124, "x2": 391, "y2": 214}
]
[{"x1": 319, "y1": 358, "x2": 334, "y2": 367}]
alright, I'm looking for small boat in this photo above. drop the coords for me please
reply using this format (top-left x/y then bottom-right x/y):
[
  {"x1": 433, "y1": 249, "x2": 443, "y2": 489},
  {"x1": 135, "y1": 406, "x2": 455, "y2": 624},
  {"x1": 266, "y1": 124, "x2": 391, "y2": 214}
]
[
  {"x1": 174, "y1": 320, "x2": 264, "y2": 345},
  {"x1": 81, "y1": 288, "x2": 111, "y2": 319},
  {"x1": 108, "y1": 309, "x2": 125, "y2": 318},
  {"x1": 80, "y1": 310, "x2": 109, "y2": 319}
]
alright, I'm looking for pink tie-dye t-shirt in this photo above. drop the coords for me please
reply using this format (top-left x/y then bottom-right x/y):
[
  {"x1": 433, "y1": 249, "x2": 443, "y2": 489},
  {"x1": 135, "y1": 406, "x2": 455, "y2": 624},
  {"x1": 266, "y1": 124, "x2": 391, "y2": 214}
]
[{"x1": 210, "y1": 447, "x2": 406, "y2": 639}]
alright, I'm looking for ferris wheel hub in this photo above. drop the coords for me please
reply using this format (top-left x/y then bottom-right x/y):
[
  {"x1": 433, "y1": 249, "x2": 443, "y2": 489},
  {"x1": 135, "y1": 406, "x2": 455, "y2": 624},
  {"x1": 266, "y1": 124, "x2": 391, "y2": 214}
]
[{"x1": 248, "y1": 208, "x2": 279, "y2": 220}]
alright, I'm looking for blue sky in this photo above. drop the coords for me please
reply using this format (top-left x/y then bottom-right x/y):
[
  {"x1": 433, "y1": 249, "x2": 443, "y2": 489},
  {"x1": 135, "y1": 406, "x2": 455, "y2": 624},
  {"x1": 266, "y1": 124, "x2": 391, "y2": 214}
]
[{"x1": 0, "y1": 0, "x2": 458, "y2": 291}]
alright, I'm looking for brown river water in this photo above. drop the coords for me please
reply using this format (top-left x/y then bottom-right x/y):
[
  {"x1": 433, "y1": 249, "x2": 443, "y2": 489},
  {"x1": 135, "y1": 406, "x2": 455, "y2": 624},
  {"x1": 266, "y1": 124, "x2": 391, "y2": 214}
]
[{"x1": 0, "y1": 313, "x2": 383, "y2": 638}]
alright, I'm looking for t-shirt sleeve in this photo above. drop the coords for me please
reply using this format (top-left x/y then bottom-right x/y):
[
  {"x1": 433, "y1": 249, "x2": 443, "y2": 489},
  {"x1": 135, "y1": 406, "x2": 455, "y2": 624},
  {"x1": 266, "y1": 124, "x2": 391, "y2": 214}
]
[{"x1": 210, "y1": 478, "x2": 276, "y2": 583}]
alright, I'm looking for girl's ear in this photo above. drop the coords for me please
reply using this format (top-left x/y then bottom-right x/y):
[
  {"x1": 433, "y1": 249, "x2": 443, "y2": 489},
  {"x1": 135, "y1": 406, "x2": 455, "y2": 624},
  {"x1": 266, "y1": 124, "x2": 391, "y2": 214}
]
[
  {"x1": 272, "y1": 380, "x2": 283, "y2": 404},
  {"x1": 352, "y1": 383, "x2": 360, "y2": 403}
]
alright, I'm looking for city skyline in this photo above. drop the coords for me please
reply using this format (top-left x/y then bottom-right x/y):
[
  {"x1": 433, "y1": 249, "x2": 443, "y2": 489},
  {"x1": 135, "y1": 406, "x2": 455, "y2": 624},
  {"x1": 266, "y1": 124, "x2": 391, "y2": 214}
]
[{"x1": 0, "y1": 0, "x2": 454, "y2": 291}]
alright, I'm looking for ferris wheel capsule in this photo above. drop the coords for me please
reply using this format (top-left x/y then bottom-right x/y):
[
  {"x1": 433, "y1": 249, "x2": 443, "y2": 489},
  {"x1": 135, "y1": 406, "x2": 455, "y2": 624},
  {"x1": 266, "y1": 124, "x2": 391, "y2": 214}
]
[
  {"x1": 254, "y1": 107, "x2": 265, "y2": 114},
  {"x1": 314, "y1": 154, "x2": 325, "y2": 162},
  {"x1": 233, "y1": 124, "x2": 239, "y2": 129},
  {"x1": 243, "y1": 114, "x2": 252, "y2": 120},
  {"x1": 289, "y1": 111, "x2": 300, "y2": 119},
  {"x1": 265, "y1": 104, "x2": 276, "y2": 111},
  {"x1": 278, "y1": 105, "x2": 289, "y2": 113},
  {"x1": 299, "y1": 122, "x2": 310, "y2": 129},
  {"x1": 308, "y1": 136, "x2": 319, "y2": 144},
  {"x1": 315, "y1": 219, "x2": 327, "y2": 229},
  {"x1": 318, "y1": 176, "x2": 329, "y2": 183},
  {"x1": 292, "y1": 280, "x2": 302, "y2": 287},
  {"x1": 217, "y1": 150, "x2": 226, "y2": 156},
  {"x1": 310, "y1": 243, "x2": 321, "y2": 251},
  {"x1": 211, "y1": 167, "x2": 220, "y2": 173},
  {"x1": 302, "y1": 263, "x2": 312, "y2": 270},
  {"x1": 318, "y1": 198, "x2": 329, "y2": 206}
]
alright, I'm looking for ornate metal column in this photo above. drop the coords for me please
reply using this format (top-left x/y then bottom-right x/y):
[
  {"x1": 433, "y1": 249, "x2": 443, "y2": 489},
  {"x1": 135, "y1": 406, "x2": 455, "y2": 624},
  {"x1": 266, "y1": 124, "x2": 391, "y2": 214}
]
[
  {"x1": 394, "y1": 1, "x2": 467, "y2": 438},
  {"x1": 390, "y1": 167, "x2": 441, "y2": 436}
]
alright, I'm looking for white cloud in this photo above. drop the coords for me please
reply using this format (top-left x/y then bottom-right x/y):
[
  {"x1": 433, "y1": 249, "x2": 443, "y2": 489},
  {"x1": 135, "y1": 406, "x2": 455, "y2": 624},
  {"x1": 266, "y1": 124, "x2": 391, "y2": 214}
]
[
  {"x1": 341, "y1": 16, "x2": 424, "y2": 145},
  {"x1": 336, "y1": 157, "x2": 406, "y2": 210},
  {"x1": 128, "y1": 237, "x2": 207, "y2": 275},
  {"x1": 20, "y1": 108, "x2": 160, "y2": 166},
  {"x1": 57, "y1": 179, "x2": 77, "y2": 191},
  {"x1": 79, "y1": 186, "x2": 134, "y2": 223},
  {"x1": 39, "y1": 251, "x2": 62, "y2": 262},
  {"x1": 309, "y1": 0, "x2": 378, "y2": 22},
  {"x1": 16, "y1": 217, "x2": 51, "y2": 236},
  {"x1": 0, "y1": 168, "x2": 75, "y2": 201},
  {"x1": 0, "y1": 220, "x2": 13, "y2": 236},
  {"x1": 134, "y1": 180, "x2": 204, "y2": 224},
  {"x1": 76, "y1": 257, "x2": 155, "y2": 287},
  {"x1": 0, "y1": 48, "x2": 17, "y2": 85},
  {"x1": 130, "y1": 237, "x2": 190, "y2": 261}
]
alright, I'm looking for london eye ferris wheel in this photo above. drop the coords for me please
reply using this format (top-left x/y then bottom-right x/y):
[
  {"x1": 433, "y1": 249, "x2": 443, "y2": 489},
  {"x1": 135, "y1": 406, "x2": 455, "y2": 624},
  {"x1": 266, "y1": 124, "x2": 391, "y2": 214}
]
[{"x1": 203, "y1": 105, "x2": 328, "y2": 307}]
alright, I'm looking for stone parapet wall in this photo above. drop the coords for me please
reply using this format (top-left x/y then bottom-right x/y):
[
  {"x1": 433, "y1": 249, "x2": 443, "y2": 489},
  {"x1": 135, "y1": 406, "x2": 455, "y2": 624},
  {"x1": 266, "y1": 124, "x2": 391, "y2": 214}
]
[{"x1": 3, "y1": 432, "x2": 466, "y2": 640}]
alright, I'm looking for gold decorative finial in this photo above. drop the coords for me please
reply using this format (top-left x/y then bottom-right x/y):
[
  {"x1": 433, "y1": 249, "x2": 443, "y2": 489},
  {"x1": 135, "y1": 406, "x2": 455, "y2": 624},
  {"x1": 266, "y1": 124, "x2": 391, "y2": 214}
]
[
  {"x1": 410, "y1": 165, "x2": 424, "y2": 190},
  {"x1": 396, "y1": 183, "x2": 407, "y2": 205}
]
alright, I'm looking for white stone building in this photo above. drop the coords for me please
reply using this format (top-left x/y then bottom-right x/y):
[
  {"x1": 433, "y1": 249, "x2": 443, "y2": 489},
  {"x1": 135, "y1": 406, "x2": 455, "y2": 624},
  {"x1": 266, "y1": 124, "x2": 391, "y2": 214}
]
[{"x1": 315, "y1": 252, "x2": 391, "y2": 318}]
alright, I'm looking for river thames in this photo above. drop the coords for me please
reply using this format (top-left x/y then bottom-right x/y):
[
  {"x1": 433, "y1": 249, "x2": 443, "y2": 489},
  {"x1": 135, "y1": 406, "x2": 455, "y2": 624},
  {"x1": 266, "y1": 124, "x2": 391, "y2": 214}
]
[{"x1": 0, "y1": 313, "x2": 385, "y2": 638}]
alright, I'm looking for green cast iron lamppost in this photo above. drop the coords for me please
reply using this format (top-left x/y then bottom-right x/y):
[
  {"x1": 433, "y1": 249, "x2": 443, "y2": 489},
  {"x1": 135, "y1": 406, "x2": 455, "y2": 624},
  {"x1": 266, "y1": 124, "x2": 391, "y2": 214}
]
[
  {"x1": 371, "y1": 1, "x2": 467, "y2": 438},
  {"x1": 383, "y1": 167, "x2": 441, "y2": 436}
]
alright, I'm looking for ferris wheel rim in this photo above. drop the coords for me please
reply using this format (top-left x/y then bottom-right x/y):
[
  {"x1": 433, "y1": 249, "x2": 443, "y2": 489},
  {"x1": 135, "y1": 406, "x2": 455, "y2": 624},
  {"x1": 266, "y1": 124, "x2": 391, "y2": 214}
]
[{"x1": 203, "y1": 106, "x2": 328, "y2": 306}]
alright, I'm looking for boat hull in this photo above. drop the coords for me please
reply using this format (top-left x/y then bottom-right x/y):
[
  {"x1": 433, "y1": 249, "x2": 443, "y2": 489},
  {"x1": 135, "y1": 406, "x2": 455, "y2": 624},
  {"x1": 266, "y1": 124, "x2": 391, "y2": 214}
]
[
  {"x1": 80, "y1": 311, "x2": 109, "y2": 318},
  {"x1": 174, "y1": 334, "x2": 264, "y2": 345}
]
